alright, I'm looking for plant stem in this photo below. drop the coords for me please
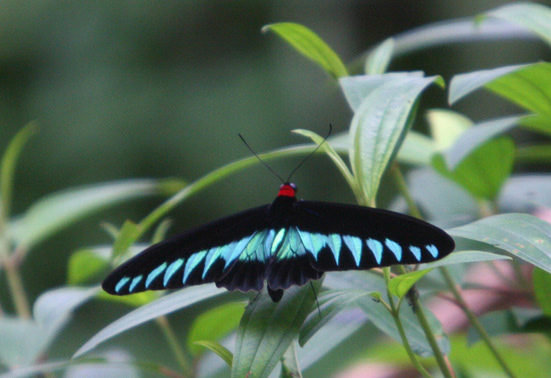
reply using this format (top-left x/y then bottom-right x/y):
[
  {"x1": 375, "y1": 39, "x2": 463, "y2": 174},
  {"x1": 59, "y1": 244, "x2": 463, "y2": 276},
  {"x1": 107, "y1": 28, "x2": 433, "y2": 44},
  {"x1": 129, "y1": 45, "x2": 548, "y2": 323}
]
[
  {"x1": 2, "y1": 256, "x2": 31, "y2": 318},
  {"x1": 383, "y1": 268, "x2": 433, "y2": 378},
  {"x1": 440, "y1": 267, "x2": 518, "y2": 378},
  {"x1": 155, "y1": 315, "x2": 193, "y2": 377}
]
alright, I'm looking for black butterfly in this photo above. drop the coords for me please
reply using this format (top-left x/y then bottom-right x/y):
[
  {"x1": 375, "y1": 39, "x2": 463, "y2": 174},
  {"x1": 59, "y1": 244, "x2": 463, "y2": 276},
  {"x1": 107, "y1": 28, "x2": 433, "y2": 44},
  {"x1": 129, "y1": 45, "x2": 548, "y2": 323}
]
[{"x1": 102, "y1": 182, "x2": 455, "y2": 302}]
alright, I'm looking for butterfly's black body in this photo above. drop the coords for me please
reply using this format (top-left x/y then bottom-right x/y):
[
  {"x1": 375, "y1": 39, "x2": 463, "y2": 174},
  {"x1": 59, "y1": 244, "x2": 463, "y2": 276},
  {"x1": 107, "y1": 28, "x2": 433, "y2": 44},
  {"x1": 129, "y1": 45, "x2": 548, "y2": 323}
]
[{"x1": 103, "y1": 183, "x2": 455, "y2": 301}]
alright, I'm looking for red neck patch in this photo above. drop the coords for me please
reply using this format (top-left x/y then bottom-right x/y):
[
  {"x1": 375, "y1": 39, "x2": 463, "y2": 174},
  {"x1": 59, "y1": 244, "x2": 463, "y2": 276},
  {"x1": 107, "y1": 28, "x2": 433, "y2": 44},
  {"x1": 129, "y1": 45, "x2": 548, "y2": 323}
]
[{"x1": 277, "y1": 183, "x2": 297, "y2": 198}]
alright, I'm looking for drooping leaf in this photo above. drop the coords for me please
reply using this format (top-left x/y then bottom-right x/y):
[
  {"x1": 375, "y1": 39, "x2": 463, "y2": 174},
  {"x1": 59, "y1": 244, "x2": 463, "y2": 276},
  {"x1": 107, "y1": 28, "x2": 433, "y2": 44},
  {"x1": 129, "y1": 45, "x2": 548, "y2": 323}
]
[
  {"x1": 449, "y1": 62, "x2": 551, "y2": 118},
  {"x1": 449, "y1": 213, "x2": 551, "y2": 274},
  {"x1": 432, "y1": 137, "x2": 515, "y2": 200},
  {"x1": 486, "y1": 2, "x2": 551, "y2": 47},
  {"x1": 74, "y1": 285, "x2": 225, "y2": 358},
  {"x1": 444, "y1": 115, "x2": 521, "y2": 169},
  {"x1": 9, "y1": 179, "x2": 177, "y2": 250},
  {"x1": 262, "y1": 22, "x2": 347, "y2": 79}
]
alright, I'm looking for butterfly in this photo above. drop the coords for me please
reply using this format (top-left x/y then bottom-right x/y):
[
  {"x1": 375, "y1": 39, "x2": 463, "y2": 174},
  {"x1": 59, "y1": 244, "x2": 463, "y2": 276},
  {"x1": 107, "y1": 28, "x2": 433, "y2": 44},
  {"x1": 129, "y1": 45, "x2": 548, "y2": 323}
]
[{"x1": 102, "y1": 182, "x2": 455, "y2": 302}]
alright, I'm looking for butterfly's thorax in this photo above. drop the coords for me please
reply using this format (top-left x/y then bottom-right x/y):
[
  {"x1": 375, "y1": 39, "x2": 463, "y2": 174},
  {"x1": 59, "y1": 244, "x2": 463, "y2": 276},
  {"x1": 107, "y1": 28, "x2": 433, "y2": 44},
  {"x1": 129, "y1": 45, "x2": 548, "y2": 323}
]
[{"x1": 267, "y1": 195, "x2": 297, "y2": 227}]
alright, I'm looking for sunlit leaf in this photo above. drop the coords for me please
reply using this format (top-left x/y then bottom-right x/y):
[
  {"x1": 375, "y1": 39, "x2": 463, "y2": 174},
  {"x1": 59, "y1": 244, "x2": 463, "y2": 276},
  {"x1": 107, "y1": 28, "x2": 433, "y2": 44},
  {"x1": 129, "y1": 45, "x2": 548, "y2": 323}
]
[{"x1": 262, "y1": 22, "x2": 347, "y2": 79}]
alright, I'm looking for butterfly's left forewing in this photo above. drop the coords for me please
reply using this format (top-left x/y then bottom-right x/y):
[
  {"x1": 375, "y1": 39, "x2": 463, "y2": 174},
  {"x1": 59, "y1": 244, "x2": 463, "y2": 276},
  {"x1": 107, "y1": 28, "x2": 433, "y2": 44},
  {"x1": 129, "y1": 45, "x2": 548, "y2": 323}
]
[
  {"x1": 102, "y1": 205, "x2": 272, "y2": 295},
  {"x1": 287, "y1": 201, "x2": 455, "y2": 272}
]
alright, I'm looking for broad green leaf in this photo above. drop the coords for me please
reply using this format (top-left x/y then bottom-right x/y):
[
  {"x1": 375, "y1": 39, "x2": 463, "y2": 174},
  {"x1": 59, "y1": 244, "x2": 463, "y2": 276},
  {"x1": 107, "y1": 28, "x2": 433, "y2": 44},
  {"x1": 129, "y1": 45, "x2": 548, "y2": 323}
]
[
  {"x1": 426, "y1": 109, "x2": 472, "y2": 151},
  {"x1": 231, "y1": 282, "x2": 320, "y2": 378},
  {"x1": 533, "y1": 268, "x2": 551, "y2": 316},
  {"x1": 486, "y1": 2, "x2": 551, "y2": 46},
  {"x1": 74, "y1": 285, "x2": 225, "y2": 358},
  {"x1": 449, "y1": 63, "x2": 530, "y2": 105},
  {"x1": 444, "y1": 115, "x2": 521, "y2": 169},
  {"x1": 262, "y1": 23, "x2": 347, "y2": 79},
  {"x1": 299, "y1": 289, "x2": 371, "y2": 345},
  {"x1": 187, "y1": 302, "x2": 244, "y2": 355},
  {"x1": 194, "y1": 340, "x2": 233, "y2": 367},
  {"x1": 432, "y1": 137, "x2": 515, "y2": 200},
  {"x1": 449, "y1": 213, "x2": 551, "y2": 274},
  {"x1": 419, "y1": 250, "x2": 511, "y2": 270},
  {"x1": 388, "y1": 270, "x2": 432, "y2": 299},
  {"x1": 339, "y1": 72, "x2": 424, "y2": 111},
  {"x1": 449, "y1": 63, "x2": 551, "y2": 117},
  {"x1": 97, "y1": 289, "x2": 158, "y2": 307},
  {"x1": 67, "y1": 248, "x2": 110, "y2": 285},
  {"x1": 9, "y1": 179, "x2": 174, "y2": 250},
  {"x1": 0, "y1": 122, "x2": 38, "y2": 221},
  {"x1": 365, "y1": 38, "x2": 394, "y2": 74},
  {"x1": 348, "y1": 75, "x2": 441, "y2": 204}
]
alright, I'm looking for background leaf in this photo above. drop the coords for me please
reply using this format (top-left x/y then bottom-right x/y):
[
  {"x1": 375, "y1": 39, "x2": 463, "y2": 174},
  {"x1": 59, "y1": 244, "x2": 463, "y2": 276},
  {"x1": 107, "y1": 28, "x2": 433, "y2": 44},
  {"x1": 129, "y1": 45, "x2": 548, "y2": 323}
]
[
  {"x1": 432, "y1": 137, "x2": 514, "y2": 200},
  {"x1": 449, "y1": 213, "x2": 551, "y2": 274},
  {"x1": 262, "y1": 22, "x2": 347, "y2": 79},
  {"x1": 533, "y1": 268, "x2": 551, "y2": 317}
]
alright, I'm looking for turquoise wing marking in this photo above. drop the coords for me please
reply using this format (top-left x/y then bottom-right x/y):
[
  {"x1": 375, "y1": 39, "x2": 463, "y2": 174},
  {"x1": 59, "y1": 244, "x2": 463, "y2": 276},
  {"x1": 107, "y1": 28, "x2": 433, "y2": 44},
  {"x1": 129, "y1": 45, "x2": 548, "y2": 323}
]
[
  {"x1": 426, "y1": 244, "x2": 439, "y2": 258},
  {"x1": 129, "y1": 275, "x2": 143, "y2": 292},
  {"x1": 343, "y1": 235, "x2": 363, "y2": 266},
  {"x1": 409, "y1": 246, "x2": 422, "y2": 261},
  {"x1": 183, "y1": 250, "x2": 207, "y2": 283},
  {"x1": 146, "y1": 262, "x2": 167, "y2": 288},
  {"x1": 385, "y1": 238, "x2": 402, "y2": 261},
  {"x1": 164, "y1": 259, "x2": 184, "y2": 286}
]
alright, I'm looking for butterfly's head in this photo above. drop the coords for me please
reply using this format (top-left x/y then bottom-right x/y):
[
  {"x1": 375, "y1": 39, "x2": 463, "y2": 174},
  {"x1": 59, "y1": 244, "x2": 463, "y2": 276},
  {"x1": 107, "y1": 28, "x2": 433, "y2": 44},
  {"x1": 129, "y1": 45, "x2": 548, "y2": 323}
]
[{"x1": 278, "y1": 182, "x2": 297, "y2": 198}]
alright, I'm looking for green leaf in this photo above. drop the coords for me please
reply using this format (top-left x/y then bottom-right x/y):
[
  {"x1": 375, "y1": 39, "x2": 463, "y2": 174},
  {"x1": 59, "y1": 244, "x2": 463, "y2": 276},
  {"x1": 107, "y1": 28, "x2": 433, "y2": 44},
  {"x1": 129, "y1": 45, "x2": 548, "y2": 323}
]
[
  {"x1": 396, "y1": 131, "x2": 435, "y2": 166},
  {"x1": 426, "y1": 109, "x2": 472, "y2": 151},
  {"x1": 231, "y1": 282, "x2": 320, "y2": 378},
  {"x1": 444, "y1": 115, "x2": 520, "y2": 169},
  {"x1": 339, "y1": 72, "x2": 424, "y2": 111},
  {"x1": 486, "y1": 2, "x2": 551, "y2": 47},
  {"x1": 519, "y1": 113, "x2": 551, "y2": 136},
  {"x1": 187, "y1": 302, "x2": 245, "y2": 355},
  {"x1": 111, "y1": 220, "x2": 141, "y2": 260},
  {"x1": 74, "y1": 285, "x2": 224, "y2": 358},
  {"x1": 0, "y1": 287, "x2": 96, "y2": 368},
  {"x1": 500, "y1": 174, "x2": 551, "y2": 211},
  {"x1": 280, "y1": 343, "x2": 302, "y2": 378},
  {"x1": 67, "y1": 248, "x2": 110, "y2": 285},
  {"x1": 432, "y1": 137, "x2": 515, "y2": 200},
  {"x1": 533, "y1": 268, "x2": 551, "y2": 317},
  {"x1": 365, "y1": 38, "x2": 394, "y2": 74},
  {"x1": 449, "y1": 213, "x2": 551, "y2": 274},
  {"x1": 419, "y1": 250, "x2": 511, "y2": 270},
  {"x1": 8, "y1": 179, "x2": 166, "y2": 250},
  {"x1": 0, "y1": 122, "x2": 38, "y2": 221},
  {"x1": 262, "y1": 22, "x2": 347, "y2": 79},
  {"x1": 299, "y1": 289, "x2": 371, "y2": 345},
  {"x1": 388, "y1": 270, "x2": 432, "y2": 299},
  {"x1": 194, "y1": 340, "x2": 233, "y2": 367},
  {"x1": 449, "y1": 62, "x2": 551, "y2": 117},
  {"x1": 347, "y1": 75, "x2": 442, "y2": 204},
  {"x1": 516, "y1": 144, "x2": 551, "y2": 165}
]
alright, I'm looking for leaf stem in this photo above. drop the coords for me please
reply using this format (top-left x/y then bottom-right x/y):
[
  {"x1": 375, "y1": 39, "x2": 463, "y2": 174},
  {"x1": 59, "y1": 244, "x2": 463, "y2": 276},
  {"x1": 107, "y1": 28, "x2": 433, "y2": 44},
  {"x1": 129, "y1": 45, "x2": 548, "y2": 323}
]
[
  {"x1": 383, "y1": 268, "x2": 433, "y2": 378},
  {"x1": 439, "y1": 267, "x2": 518, "y2": 378},
  {"x1": 155, "y1": 315, "x2": 192, "y2": 377},
  {"x1": 2, "y1": 255, "x2": 31, "y2": 318}
]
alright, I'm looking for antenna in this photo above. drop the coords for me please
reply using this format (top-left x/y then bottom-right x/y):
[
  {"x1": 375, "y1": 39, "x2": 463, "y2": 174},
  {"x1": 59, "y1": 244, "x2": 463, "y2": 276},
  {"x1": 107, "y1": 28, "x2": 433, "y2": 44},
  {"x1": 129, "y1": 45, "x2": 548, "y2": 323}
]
[
  {"x1": 286, "y1": 124, "x2": 332, "y2": 183},
  {"x1": 239, "y1": 124, "x2": 333, "y2": 184}
]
